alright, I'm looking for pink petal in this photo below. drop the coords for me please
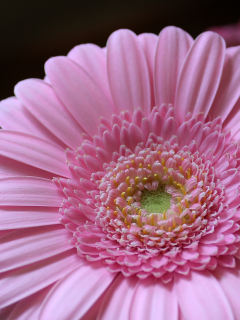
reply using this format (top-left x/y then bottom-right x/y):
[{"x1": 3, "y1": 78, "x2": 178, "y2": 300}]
[
  {"x1": 161, "y1": 117, "x2": 177, "y2": 141},
  {"x1": 129, "y1": 276, "x2": 178, "y2": 320},
  {"x1": 7, "y1": 285, "x2": 53, "y2": 320},
  {"x1": 39, "y1": 262, "x2": 115, "y2": 320},
  {"x1": 0, "y1": 155, "x2": 54, "y2": 180},
  {"x1": 176, "y1": 122, "x2": 191, "y2": 147},
  {"x1": 138, "y1": 33, "x2": 158, "y2": 107},
  {"x1": 175, "y1": 32, "x2": 225, "y2": 122},
  {"x1": 209, "y1": 46, "x2": 240, "y2": 122},
  {"x1": 212, "y1": 262, "x2": 240, "y2": 320},
  {"x1": 107, "y1": 29, "x2": 151, "y2": 116},
  {"x1": 155, "y1": 26, "x2": 193, "y2": 107},
  {"x1": 0, "y1": 249, "x2": 83, "y2": 308},
  {"x1": 15, "y1": 79, "x2": 84, "y2": 150},
  {"x1": 68, "y1": 43, "x2": 113, "y2": 105},
  {"x1": 45, "y1": 57, "x2": 114, "y2": 136},
  {"x1": 223, "y1": 96, "x2": 240, "y2": 137},
  {"x1": 0, "y1": 207, "x2": 60, "y2": 230},
  {"x1": 0, "y1": 98, "x2": 66, "y2": 148},
  {"x1": 0, "y1": 131, "x2": 70, "y2": 178},
  {"x1": 97, "y1": 274, "x2": 138, "y2": 320},
  {"x1": 175, "y1": 270, "x2": 234, "y2": 320},
  {"x1": 0, "y1": 177, "x2": 63, "y2": 207},
  {"x1": 0, "y1": 225, "x2": 71, "y2": 272}
]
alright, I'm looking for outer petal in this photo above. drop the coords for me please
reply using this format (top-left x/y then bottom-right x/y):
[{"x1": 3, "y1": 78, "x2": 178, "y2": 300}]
[
  {"x1": 0, "y1": 97, "x2": 65, "y2": 148},
  {"x1": 209, "y1": 46, "x2": 240, "y2": 122},
  {"x1": 0, "y1": 249, "x2": 83, "y2": 308},
  {"x1": 0, "y1": 131, "x2": 70, "y2": 178},
  {"x1": 0, "y1": 225, "x2": 71, "y2": 272},
  {"x1": 138, "y1": 33, "x2": 158, "y2": 108},
  {"x1": 175, "y1": 270, "x2": 235, "y2": 320},
  {"x1": 175, "y1": 32, "x2": 225, "y2": 122},
  {"x1": 129, "y1": 276, "x2": 178, "y2": 320},
  {"x1": 97, "y1": 274, "x2": 138, "y2": 320},
  {"x1": 7, "y1": 285, "x2": 53, "y2": 320},
  {"x1": 223, "y1": 95, "x2": 240, "y2": 137},
  {"x1": 0, "y1": 207, "x2": 60, "y2": 230},
  {"x1": 15, "y1": 79, "x2": 84, "y2": 150},
  {"x1": 0, "y1": 177, "x2": 63, "y2": 207},
  {"x1": 68, "y1": 43, "x2": 113, "y2": 105},
  {"x1": 154, "y1": 26, "x2": 193, "y2": 107},
  {"x1": 39, "y1": 262, "x2": 116, "y2": 320},
  {"x1": 45, "y1": 57, "x2": 114, "y2": 136},
  {"x1": 107, "y1": 29, "x2": 151, "y2": 115}
]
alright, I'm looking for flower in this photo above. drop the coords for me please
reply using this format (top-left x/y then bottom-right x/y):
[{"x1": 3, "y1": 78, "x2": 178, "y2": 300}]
[
  {"x1": 208, "y1": 21, "x2": 240, "y2": 47},
  {"x1": 0, "y1": 26, "x2": 240, "y2": 320}
]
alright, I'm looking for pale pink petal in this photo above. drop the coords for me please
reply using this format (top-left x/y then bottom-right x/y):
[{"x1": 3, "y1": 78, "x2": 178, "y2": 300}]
[
  {"x1": 7, "y1": 285, "x2": 53, "y2": 320},
  {"x1": 0, "y1": 249, "x2": 83, "y2": 308},
  {"x1": 0, "y1": 177, "x2": 63, "y2": 207},
  {"x1": 0, "y1": 131, "x2": 70, "y2": 178},
  {"x1": 39, "y1": 262, "x2": 116, "y2": 320},
  {"x1": 0, "y1": 155, "x2": 54, "y2": 180},
  {"x1": 175, "y1": 32, "x2": 225, "y2": 121},
  {"x1": 155, "y1": 26, "x2": 193, "y2": 107},
  {"x1": 0, "y1": 98, "x2": 65, "y2": 148},
  {"x1": 0, "y1": 225, "x2": 72, "y2": 272},
  {"x1": 15, "y1": 79, "x2": 85, "y2": 150},
  {"x1": 175, "y1": 270, "x2": 234, "y2": 320},
  {"x1": 212, "y1": 261, "x2": 240, "y2": 320},
  {"x1": 97, "y1": 274, "x2": 138, "y2": 320},
  {"x1": 107, "y1": 29, "x2": 151, "y2": 115},
  {"x1": 0, "y1": 304, "x2": 17, "y2": 319},
  {"x1": 138, "y1": 33, "x2": 158, "y2": 107},
  {"x1": 223, "y1": 96, "x2": 240, "y2": 137},
  {"x1": 68, "y1": 43, "x2": 113, "y2": 105},
  {"x1": 209, "y1": 46, "x2": 240, "y2": 122},
  {"x1": 45, "y1": 57, "x2": 114, "y2": 136},
  {"x1": 129, "y1": 276, "x2": 178, "y2": 320},
  {"x1": 0, "y1": 207, "x2": 60, "y2": 230}
]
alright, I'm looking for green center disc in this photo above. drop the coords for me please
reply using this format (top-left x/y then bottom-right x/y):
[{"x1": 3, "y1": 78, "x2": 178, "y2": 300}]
[{"x1": 140, "y1": 185, "x2": 172, "y2": 214}]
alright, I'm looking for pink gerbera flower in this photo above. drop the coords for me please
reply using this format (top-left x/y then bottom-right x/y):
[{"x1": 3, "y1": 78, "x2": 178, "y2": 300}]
[{"x1": 1, "y1": 26, "x2": 240, "y2": 320}]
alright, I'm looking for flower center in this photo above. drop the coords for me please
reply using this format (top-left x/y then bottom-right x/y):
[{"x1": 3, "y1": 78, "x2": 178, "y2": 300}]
[{"x1": 140, "y1": 186, "x2": 172, "y2": 214}]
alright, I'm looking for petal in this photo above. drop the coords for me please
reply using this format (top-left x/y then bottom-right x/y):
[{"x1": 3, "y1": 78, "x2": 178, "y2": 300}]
[
  {"x1": 129, "y1": 276, "x2": 178, "y2": 320},
  {"x1": 155, "y1": 26, "x2": 193, "y2": 107},
  {"x1": 0, "y1": 97, "x2": 66, "y2": 148},
  {"x1": 138, "y1": 33, "x2": 158, "y2": 108},
  {"x1": 39, "y1": 262, "x2": 115, "y2": 320},
  {"x1": 0, "y1": 225, "x2": 72, "y2": 272},
  {"x1": 209, "y1": 46, "x2": 240, "y2": 122},
  {"x1": 45, "y1": 56, "x2": 114, "y2": 136},
  {"x1": 175, "y1": 32, "x2": 225, "y2": 121},
  {"x1": 7, "y1": 285, "x2": 53, "y2": 320},
  {"x1": 15, "y1": 79, "x2": 84, "y2": 150},
  {"x1": 212, "y1": 262, "x2": 240, "y2": 320},
  {"x1": 175, "y1": 270, "x2": 235, "y2": 320},
  {"x1": 0, "y1": 207, "x2": 60, "y2": 230},
  {"x1": 0, "y1": 177, "x2": 63, "y2": 207},
  {"x1": 107, "y1": 29, "x2": 151, "y2": 115},
  {"x1": 0, "y1": 131, "x2": 70, "y2": 178},
  {"x1": 68, "y1": 43, "x2": 113, "y2": 105},
  {"x1": 223, "y1": 96, "x2": 240, "y2": 137},
  {"x1": 97, "y1": 274, "x2": 138, "y2": 320},
  {"x1": 0, "y1": 249, "x2": 82, "y2": 308}
]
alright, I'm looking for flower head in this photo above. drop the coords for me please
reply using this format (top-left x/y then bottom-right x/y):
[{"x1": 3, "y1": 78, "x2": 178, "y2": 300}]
[{"x1": 1, "y1": 26, "x2": 240, "y2": 320}]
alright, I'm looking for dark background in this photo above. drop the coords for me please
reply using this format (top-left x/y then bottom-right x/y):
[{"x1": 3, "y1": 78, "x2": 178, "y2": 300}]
[{"x1": 0, "y1": 0, "x2": 240, "y2": 100}]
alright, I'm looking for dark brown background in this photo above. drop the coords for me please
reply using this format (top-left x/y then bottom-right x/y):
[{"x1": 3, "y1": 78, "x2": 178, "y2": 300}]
[{"x1": 0, "y1": 0, "x2": 240, "y2": 100}]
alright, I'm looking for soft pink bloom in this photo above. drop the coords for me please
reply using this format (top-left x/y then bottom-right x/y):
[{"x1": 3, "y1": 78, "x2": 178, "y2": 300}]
[
  {"x1": 209, "y1": 21, "x2": 240, "y2": 47},
  {"x1": 1, "y1": 26, "x2": 240, "y2": 319}
]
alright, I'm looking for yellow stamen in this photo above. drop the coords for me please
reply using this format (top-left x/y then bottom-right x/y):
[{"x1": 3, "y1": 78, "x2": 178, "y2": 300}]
[
  {"x1": 114, "y1": 211, "x2": 117, "y2": 215},
  {"x1": 181, "y1": 188, "x2": 187, "y2": 195},
  {"x1": 122, "y1": 207, "x2": 127, "y2": 216},
  {"x1": 163, "y1": 167, "x2": 168, "y2": 174},
  {"x1": 179, "y1": 225, "x2": 183, "y2": 232},
  {"x1": 143, "y1": 229, "x2": 147, "y2": 234},
  {"x1": 168, "y1": 227, "x2": 172, "y2": 232},
  {"x1": 138, "y1": 209, "x2": 142, "y2": 216},
  {"x1": 182, "y1": 217, "x2": 186, "y2": 224},
  {"x1": 172, "y1": 219, "x2": 176, "y2": 229},
  {"x1": 135, "y1": 176, "x2": 139, "y2": 184},
  {"x1": 121, "y1": 192, "x2": 126, "y2": 198},
  {"x1": 168, "y1": 176, "x2": 173, "y2": 183},
  {"x1": 131, "y1": 160, "x2": 135, "y2": 165},
  {"x1": 127, "y1": 197, "x2": 132, "y2": 205},
  {"x1": 143, "y1": 177, "x2": 148, "y2": 184},
  {"x1": 158, "y1": 151, "x2": 161, "y2": 155},
  {"x1": 126, "y1": 165, "x2": 130, "y2": 169},
  {"x1": 106, "y1": 207, "x2": 110, "y2": 210},
  {"x1": 151, "y1": 214, "x2": 155, "y2": 226},
  {"x1": 113, "y1": 180, "x2": 118, "y2": 187},
  {"x1": 179, "y1": 166, "x2": 183, "y2": 174},
  {"x1": 126, "y1": 176, "x2": 130, "y2": 185},
  {"x1": 161, "y1": 158, "x2": 165, "y2": 166},
  {"x1": 181, "y1": 157, "x2": 184, "y2": 161},
  {"x1": 186, "y1": 170, "x2": 191, "y2": 179},
  {"x1": 163, "y1": 211, "x2": 166, "y2": 220},
  {"x1": 137, "y1": 216, "x2": 142, "y2": 227},
  {"x1": 124, "y1": 218, "x2": 128, "y2": 225},
  {"x1": 154, "y1": 173, "x2": 159, "y2": 180},
  {"x1": 184, "y1": 199, "x2": 189, "y2": 208},
  {"x1": 148, "y1": 164, "x2": 152, "y2": 170},
  {"x1": 177, "y1": 203, "x2": 182, "y2": 213},
  {"x1": 139, "y1": 163, "x2": 143, "y2": 168},
  {"x1": 192, "y1": 214, "x2": 196, "y2": 222},
  {"x1": 177, "y1": 197, "x2": 182, "y2": 202},
  {"x1": 127, "y1": 187, "x2": 133, "y2": 196}
]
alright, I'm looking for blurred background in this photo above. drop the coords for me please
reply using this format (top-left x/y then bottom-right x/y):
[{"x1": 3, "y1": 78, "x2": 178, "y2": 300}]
[{"x1": 0, "y1": 0, "x2": 240, "y2": 100}]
